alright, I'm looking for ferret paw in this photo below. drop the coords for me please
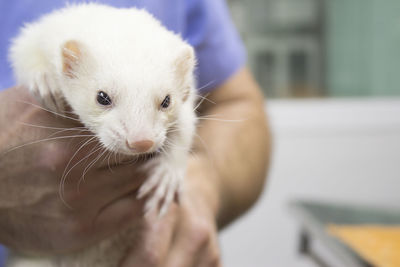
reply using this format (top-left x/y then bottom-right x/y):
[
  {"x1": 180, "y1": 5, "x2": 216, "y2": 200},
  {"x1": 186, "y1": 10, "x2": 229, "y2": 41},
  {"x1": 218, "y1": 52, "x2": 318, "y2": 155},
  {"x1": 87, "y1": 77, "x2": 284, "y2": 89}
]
[
  {"x1": 31, "y1": 74, "x2": 65, "y2": 113},
  {"x1": 137, "y1": 160, "x2": 184, "y2": 217}
]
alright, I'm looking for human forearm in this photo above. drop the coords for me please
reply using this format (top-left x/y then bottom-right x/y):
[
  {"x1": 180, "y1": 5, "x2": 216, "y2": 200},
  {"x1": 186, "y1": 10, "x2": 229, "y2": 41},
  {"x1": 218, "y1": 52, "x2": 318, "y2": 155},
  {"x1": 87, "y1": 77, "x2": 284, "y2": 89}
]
[{"x1": 190, "y1": 67, "x2": 271, "y2": 228}]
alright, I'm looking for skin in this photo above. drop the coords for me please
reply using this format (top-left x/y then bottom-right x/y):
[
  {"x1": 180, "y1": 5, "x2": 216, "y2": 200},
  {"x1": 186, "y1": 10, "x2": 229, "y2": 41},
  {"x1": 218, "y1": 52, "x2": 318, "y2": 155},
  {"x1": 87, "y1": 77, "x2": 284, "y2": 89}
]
[{"x1": 0, "y1": 67, "x2": 271, "y2": 266}]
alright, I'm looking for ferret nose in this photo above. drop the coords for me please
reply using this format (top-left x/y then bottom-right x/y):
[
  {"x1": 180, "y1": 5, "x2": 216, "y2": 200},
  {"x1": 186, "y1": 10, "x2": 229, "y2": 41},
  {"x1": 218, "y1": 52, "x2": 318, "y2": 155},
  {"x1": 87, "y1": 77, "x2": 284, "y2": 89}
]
[{"x1": 126, "y1": 140, "x2": 154, "y2": 153}]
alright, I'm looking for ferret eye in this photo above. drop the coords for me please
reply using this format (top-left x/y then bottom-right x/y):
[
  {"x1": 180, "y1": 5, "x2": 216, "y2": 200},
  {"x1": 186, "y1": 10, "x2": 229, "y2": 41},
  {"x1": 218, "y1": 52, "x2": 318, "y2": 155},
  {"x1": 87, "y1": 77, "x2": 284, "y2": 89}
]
[
  {"x1": 97, "y1": 91, "x2": 112, "y2": 106},
  {"x1": 160, "y1": 95, "x2": 171, "y2": 109}
]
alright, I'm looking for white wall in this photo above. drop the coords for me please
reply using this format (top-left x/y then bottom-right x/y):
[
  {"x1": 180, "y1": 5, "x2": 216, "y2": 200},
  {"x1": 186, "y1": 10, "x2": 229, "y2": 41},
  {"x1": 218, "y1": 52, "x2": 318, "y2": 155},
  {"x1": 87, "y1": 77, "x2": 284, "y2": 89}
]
[{"x1": 219, "y1": 98, "x2": 400, "y2": 267}]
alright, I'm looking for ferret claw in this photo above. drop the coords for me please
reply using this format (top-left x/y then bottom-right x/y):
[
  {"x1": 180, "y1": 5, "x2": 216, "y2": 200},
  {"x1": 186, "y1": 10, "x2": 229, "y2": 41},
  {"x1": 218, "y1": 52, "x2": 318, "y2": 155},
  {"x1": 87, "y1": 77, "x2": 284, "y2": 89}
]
[
  {"x1": 139, "y1": 160, "x2": 184, "y2": 217},
  {"x1": 31, "y1": 74, "x2": 65, "y2": 113},
  {"x1": 137, "y1": 170, "x2": 161, "y2": 199}
]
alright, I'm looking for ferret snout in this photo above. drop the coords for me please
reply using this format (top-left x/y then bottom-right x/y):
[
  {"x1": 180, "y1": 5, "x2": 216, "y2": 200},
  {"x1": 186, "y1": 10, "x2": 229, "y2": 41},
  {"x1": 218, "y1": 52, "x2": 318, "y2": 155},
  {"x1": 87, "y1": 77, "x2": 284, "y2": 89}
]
[{"x1": 126, "y1": 139, "x2": 154, "y2": 153}]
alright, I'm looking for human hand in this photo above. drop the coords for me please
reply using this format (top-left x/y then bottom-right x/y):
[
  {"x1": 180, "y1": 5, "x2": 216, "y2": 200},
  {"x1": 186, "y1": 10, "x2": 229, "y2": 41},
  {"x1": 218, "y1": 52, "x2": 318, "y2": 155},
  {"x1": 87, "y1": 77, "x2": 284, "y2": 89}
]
[
  {"x1": 0, "y1": 87, "x2": 146, "y2": 254},
  {"x1": 120, "y1": 157, "x2": 222, "y2": 267}
]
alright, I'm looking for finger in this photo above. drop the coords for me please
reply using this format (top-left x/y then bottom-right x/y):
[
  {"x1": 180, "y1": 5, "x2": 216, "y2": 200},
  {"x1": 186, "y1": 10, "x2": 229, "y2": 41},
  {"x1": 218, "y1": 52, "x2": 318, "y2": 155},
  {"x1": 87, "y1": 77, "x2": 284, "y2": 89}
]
[
  {"x1": 164, "y1": 221, "x2": 210, "y2": 267},
  {"x1": 69, "y1": 165, "x2": 147, "y2": 210},
  {"x1": 120, "y1": 210, "x2": 177, "y2": 267},
  {"x1": 92, "y1": 193, "x2": 144, "y2": 239},
  {"x1": 164, "y1": 238, "x2": 207, "y2": 267},
  {"x1": 197, "y1": 237, "x2": 222, "y2": 267},
  {"x1": 93, "y1": 165, "x2": 146, "y2": 199}
]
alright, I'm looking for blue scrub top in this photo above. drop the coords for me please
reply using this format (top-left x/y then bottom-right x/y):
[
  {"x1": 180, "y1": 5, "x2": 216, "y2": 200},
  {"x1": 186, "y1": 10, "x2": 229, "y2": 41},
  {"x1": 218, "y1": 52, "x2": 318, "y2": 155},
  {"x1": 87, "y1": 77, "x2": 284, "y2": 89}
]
[
  {"x1": 0, "y1": 248, "x2": 5, "y2": 266},
  {"x1": 0, "y1": 0, "x2": 245, "y2": 265}
]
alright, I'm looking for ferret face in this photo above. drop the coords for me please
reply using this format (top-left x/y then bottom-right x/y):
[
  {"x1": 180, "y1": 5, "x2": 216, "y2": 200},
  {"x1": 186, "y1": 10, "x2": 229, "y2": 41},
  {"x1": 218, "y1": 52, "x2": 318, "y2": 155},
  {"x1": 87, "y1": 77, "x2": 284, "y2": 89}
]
[
  {"x1": 61, "y1": 40, "x2": 195, "y2": 156},
  {"x1": 84, "y1": 77, "x2": 188, "y2": 156}
]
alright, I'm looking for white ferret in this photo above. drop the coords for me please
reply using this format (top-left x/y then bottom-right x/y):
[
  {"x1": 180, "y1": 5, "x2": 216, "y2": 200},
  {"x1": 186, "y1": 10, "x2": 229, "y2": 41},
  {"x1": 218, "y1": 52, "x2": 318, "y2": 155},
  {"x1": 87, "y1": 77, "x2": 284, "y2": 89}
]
[{"x1": 8, "y1": 3, "x2": 197, "y2": 267}]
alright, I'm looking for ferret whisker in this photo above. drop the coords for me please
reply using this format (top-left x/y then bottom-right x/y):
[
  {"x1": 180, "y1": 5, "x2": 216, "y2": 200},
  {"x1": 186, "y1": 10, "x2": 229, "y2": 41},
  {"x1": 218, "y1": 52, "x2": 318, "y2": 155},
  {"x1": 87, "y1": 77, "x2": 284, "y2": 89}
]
[
  {"x1": 47, "y1": 128, "x2": 92, "y2": 139},
  {"x1": 160, "y1": 143, "x2": 173, "y2": 157},
  {"x1": 194, "y1": 92, "x2": 215, "y2": 105},
  {"x1": 107, "y1": 148, "x2": 115, "y2": 173},
  {"x1": 167, "y1": 124, "x2": 201, "y2": 134},
  {"x1": 60, "y1": 136, "x2": 97, "y2": 191},
  {"x1": 114, "y1": 150, "x2": 118, "y2": 166},
  {"x1": 18, "y1": 121, "x2": 90, "y2": 131},
  {"x1": 196, "y1": 80, "x2": 216, "y2": 92},
  {"x1": 164, "y1": 139, "x2": 186, "y2": 150},
  {"x1": 113, "y1": 150, "x2": 124, "y2": 165},
  {"x1": 118, "y1": 152, "x2": 128, "y2": 164},
  {"x1": 193, "y1": 132, "x2": 212, "y2": 159},
  {"x1": 166, "y1": 122, "x2": 180, "y2": 130},
  {"x1": 16, "y1": 100, "x2": 81, "y2": 122},
  {"x1": 63, "y1": 111, "x2": 77, "y2": 115},
  {"x1": 142, "y1": 153, "x2": 150, "y2": 162},
  {"x1": 100, "y1": 149, "x2": 111, "y2": 166},
  {"x1": 159, "y1": 145, "x2": 168, "y2": 156},
  {"x1": 81, "y1": 145, "x2": 108, "y2": 180},
  {"x1": 167, "y1": 127, "x2": 191, "y2": 133},
  {"x1": 60, "y1": 140, "x2": 101, "y2": 198},
  {"x1": 161, "y1": 144, "x2": 170, "y2": 155},
  {"x1": 80, "y1": 142, "x2": 104, "y2": 167},
  {"x1": 124, "y1": 155, "x2": 139, "y2": 165},
  {"x1": 106, "y1": 150, "x2": 112, "y2": 171},
  {"x1": 193, "y1": 97, "x2": 206, "y2": 112},
  {"x1": 3, "y1": 134, "x2": 97, "y2": 155},
  {"x1": 167, "y1": 129, "x2": 180, "y2": 134},
  {"x1": 101, "y1": 143, "x2": 120, "y2": 169},
  {"x1": 192, "y1": 85, "x2": 215, "y2": 112},
  {"x1": 147, "y1": 152, "x2": 153, "y2": 161},
  {"x1": 58, "y1": 142, "x2": 103, "y2": 208},
  {"x1": 78, "y1": 147, "x2": 108, "y2": 192},
  {"x1": 76, "y1": 147, "x2": 107, "y2": 194},
  {"x1": 116, "y1": 152, "x2": 120, "y2": 164},
  {"x1": 166, "y1": 121, "x2": 178, "y2": 128},
  {"x1": 197, "y1": 115, "x2": 244, "y2": 123}
]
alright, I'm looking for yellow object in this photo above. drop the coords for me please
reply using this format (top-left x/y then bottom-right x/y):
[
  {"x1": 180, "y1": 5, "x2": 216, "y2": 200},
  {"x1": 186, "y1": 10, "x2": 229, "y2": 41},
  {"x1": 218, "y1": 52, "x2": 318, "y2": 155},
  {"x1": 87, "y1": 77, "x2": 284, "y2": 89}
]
[{"x1": 328, "y1": 224, "x2": 400, "y2": 267}]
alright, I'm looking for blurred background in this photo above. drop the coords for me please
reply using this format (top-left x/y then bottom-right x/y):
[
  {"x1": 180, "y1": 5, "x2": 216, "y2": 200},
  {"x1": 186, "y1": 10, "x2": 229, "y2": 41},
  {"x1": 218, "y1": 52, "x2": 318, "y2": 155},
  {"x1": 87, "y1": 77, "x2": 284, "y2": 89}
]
[
  {"x1": 219, "y1": 0, "x2": 400, "y2": 267},
  {"x1": 228, "y1": 0, "x2": 400, "y2": 98}
]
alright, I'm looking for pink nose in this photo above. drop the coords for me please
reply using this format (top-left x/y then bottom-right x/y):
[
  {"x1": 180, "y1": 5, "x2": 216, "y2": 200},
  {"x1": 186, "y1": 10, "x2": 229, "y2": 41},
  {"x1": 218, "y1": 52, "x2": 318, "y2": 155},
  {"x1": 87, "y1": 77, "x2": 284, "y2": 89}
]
[{"x1": 126, "y1": 140, "x2": 154, "y2": 153}]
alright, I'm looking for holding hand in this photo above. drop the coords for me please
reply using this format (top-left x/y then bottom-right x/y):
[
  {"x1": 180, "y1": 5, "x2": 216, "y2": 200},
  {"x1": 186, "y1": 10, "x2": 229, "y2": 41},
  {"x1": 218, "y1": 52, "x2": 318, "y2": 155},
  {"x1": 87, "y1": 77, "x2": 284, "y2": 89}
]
[
  {"x1": 0, "y1": 87, "x2": 147, "y2": 254},
  {"x1": 121, "y1": 158, "x2": 222, "y2": 267},
  {"x1": 0, "y1": 87, "x2": 223, "y2": 267}
]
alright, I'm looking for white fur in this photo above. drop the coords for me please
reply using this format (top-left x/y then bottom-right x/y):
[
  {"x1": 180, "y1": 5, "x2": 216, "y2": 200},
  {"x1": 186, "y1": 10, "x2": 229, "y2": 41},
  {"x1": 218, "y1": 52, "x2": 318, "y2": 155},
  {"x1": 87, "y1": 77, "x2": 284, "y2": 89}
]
[{"x1": 9, "y1": 4, "x2": 197, "y2": 267}]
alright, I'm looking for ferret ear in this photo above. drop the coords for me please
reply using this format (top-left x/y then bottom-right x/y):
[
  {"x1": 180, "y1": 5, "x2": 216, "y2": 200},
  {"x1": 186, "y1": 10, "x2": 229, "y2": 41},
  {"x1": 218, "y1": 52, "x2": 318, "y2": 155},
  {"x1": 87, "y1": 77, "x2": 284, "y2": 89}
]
[
  {"x1": 62, "y1": 40, "x2": 82, "y2": 78},
  {"x1": 174, "y1": 45, "x2": 195, "y2": 101},
  {"x1": 175, "y1": 45, "x2": 195, "y2": 82}
]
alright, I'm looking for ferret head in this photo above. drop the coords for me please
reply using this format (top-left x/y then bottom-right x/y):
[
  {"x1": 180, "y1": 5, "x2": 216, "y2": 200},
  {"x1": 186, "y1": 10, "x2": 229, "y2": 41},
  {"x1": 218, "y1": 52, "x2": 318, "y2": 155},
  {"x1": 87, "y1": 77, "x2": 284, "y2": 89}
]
[{"x1": 60, "y1": 39, "x2": 195, "y2": 155}]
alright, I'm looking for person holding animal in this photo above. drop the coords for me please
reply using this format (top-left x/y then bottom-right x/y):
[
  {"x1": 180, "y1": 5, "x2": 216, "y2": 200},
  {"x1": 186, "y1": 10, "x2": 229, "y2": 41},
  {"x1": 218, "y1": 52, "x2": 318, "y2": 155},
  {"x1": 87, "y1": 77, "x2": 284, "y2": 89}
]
[{"x1": 0, "y1": 1, "x2": 271, "y2": 266}]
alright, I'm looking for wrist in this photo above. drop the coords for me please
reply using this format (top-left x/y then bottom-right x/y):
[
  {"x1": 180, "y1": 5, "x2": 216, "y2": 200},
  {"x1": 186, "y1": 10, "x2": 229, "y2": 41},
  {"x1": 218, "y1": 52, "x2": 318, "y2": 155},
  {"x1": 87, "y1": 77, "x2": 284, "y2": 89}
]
[{"x1": 185, "y1": 155, "x2": 221, "y2": 221}]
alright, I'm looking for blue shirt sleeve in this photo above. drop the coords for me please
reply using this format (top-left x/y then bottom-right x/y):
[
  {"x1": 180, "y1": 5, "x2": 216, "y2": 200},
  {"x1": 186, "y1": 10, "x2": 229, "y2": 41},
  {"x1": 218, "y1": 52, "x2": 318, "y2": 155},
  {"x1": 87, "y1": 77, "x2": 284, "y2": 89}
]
[
  {"x1": 0, "y1": 246, "x2": 6, "y2": 266},
  {"x1": 184, "y1": 0, "x2": 246, "y2": 92}
]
